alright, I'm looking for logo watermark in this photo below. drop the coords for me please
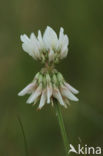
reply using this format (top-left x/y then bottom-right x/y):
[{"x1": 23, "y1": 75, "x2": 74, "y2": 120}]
[{"x1": 68, "y1": 144, "x2": 102, "y2": 155}]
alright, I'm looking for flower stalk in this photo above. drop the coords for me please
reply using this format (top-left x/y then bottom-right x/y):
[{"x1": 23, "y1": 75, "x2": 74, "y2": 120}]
[{"x1": 54, "y1": 102, "x2": 69, "y2": 156}]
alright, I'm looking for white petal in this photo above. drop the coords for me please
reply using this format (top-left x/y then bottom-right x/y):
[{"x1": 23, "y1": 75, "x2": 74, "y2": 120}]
[
  {"x1": 38, "y1": 30, "x2": 42, "y2": 41},
  {"x1": 60, "y1": 48, "x2": 68, "y2": 59},
  {"x1": 63, "y1": 35, "x2": 69, "y2": 47},
  {"x1": 53, "y1": 85, "x2": 65, "y2": 106},
  {"x1": 48, "y1": 49, "x2": 54, "y2": 62},
  {"x1": 20, "y1": 33, "x2": 40, "y2": 60},
  {"x1": 43, "y1": 26, "x2": 58, "y2": 49},
  {"x1": 30, "y1": 33, "x2": 40, "y2": 50},
  {"x1": 60, "y1": 85, "x2": 79, "y2": 102},
  {"x1": 26, "y1": 84, "x2": 42, "y2": 104},
  {"x1": 20, "y1": 34, "x2": 29, "y2": 43},
  {"x1": 20, "y1": 34, "x2": 35, "y2": 58},
  {"x1": 30, "y1": 33, "x2": 36, "y2": 40},
  {"x1": 18, "y1": 81, "x2": 36, "y2": 96},
  {"x1": 58, "y1": 28, "x2": 69, "y2": 59},
  {"x1": 22, "y1": 42, "x2": 36, "y2": 59},
  {"x1": 59, "y1": 28, "x2": 69, "y2": 45},
  {"x1": 64, "y1": 82, "x2": 79, "y2": 94},
  {"x1": 60, "y1": 35, "x2": 69, "y2": 59},
  {"x1": 30, "y1": 33, "x2": 41, "y2": 58},
  {"x1": 47, "y1": 82, "x2": 52, "y2": 104},
  {"x1": 38, "y1": 89, "x2": 46, "y2": 109},
  {"x1": 37, "y1": 30, "x2": 45, "y2": 49},
  {"x1": 64, "y1": 98, "x2": 70, "y2": 106},
  {"x1": 58, "y1": 27, "x2": 64, "y2": 45}
]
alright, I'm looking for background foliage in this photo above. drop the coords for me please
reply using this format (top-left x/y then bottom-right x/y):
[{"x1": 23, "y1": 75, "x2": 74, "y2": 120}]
[{"x1": 0, "y1": 0, "x2": 103, "y2": 155}]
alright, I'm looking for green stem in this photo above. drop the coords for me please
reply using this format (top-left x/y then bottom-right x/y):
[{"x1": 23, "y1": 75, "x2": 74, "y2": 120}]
[
  {"x1": 17, "y1": 116, "x2": 29, "y2": 156},
  {"x1": 54, "y1": 103, "x2": 69, "y2": 156}
]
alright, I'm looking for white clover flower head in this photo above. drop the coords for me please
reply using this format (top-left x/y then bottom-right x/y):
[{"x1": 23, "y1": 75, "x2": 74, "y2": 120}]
[
  {"x1": 18, "y1": 26, "x2": 79, "y2": 109},
  {"x1": 20, "y1": 26, "x2": 69, "y2": 64}
]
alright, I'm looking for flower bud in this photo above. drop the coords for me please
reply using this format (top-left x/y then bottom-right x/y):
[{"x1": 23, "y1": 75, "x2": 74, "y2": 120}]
[
  {"x1": 57, "y1": 72, "x2": 64, "y2": 83},
  {"x1": 43, "y1": 76, "x2": 46, "y2": 87},
  {"x1": 38, "y1": 74, "x2": 43, "y2": 84},
  {"x1": 52, "y1": 74, "x2": 58, "y2": 85},
  {"x1": 46, "y1": 73, "x2": 51, "y2": 82}
]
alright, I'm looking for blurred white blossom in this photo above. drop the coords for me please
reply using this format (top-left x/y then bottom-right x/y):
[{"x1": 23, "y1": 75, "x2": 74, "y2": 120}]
[{"x1": 20, "y1": 26, "x2": 69, "y2": 63}]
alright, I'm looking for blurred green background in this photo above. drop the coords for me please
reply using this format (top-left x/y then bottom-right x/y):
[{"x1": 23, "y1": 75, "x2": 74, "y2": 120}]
[{"x1": 0, "y1": 0, "x2": 103, "y2": 155}]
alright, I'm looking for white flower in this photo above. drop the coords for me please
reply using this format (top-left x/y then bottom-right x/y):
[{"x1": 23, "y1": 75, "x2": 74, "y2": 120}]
[
  {"x1": 38, "y1": 89, "x2": 47, "y2": 109},
  {"x1": 58, "y1": 28, "x2": 69, "y2": 59},
  {"x1": 64, "y1": 82, "x2": 79, "y2": 94},
  {"x1": 60, "y1": 84, "x2": 79, "y2": 102},
  {"x1": 18, "y1": 26, "x2": 79, "y2": 109},
  {"x1": 26, "y1": 83, "x2": 42, "y2": 104},
  {"x1": 47, "y1": 82, "x2": 52, "y2": 104},
  {"x1": 18, "y1": 70, "x2": 79, "y2": 109},
  {"x1": 20, "y1": 34, "x2": 40, "y2": 60},
  {"x1": 18, "y1": 81, "x2": 36, "y2": 96},
  {"x1": 43, "y1": 26, "x2": 58, "y2": 50},
  {"x1": 37, "y1": 30, "x2": 45, "y2": 49},
  {"x1": 20, "y1": 26, "x2": 69, "y2": 63},
  {"x1": 53, "y1": 84, "x2": 66, "y2": 108}
]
